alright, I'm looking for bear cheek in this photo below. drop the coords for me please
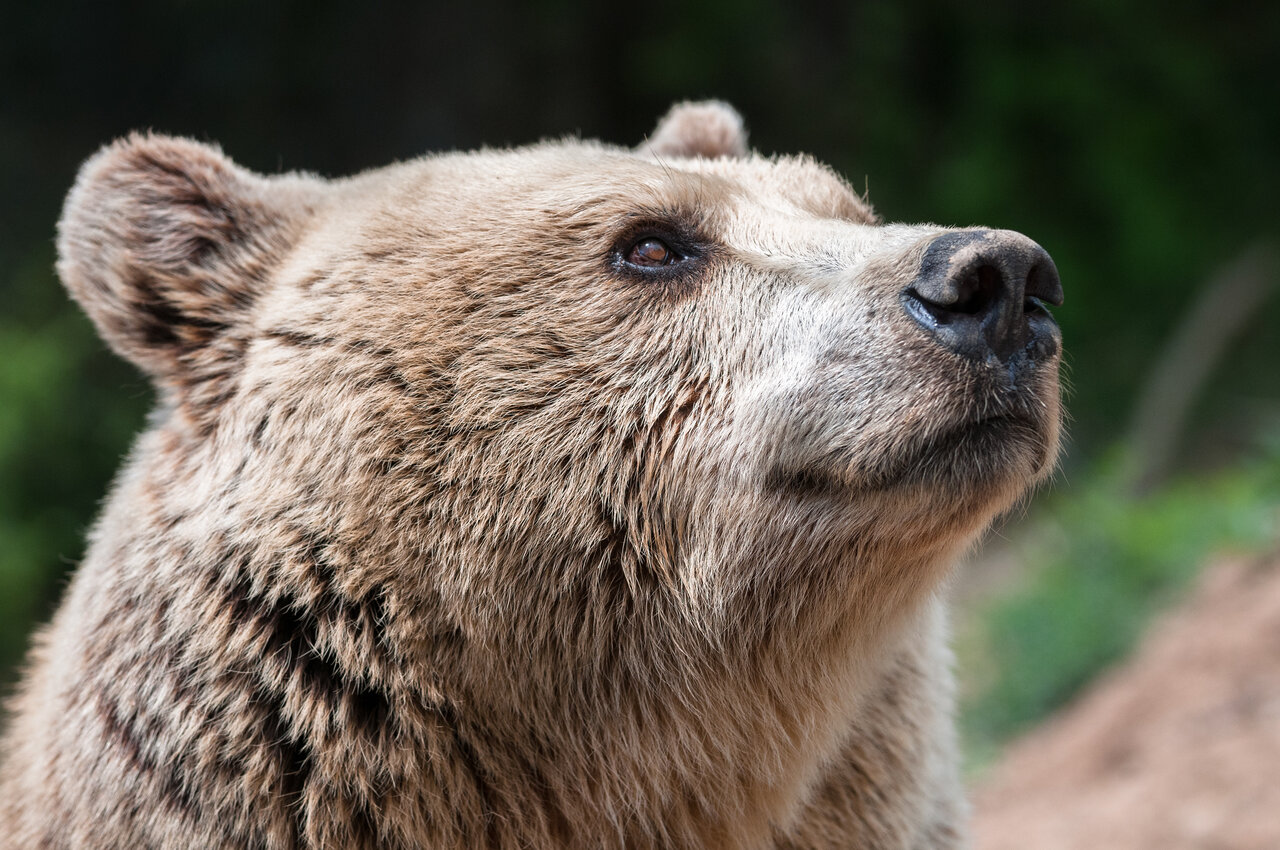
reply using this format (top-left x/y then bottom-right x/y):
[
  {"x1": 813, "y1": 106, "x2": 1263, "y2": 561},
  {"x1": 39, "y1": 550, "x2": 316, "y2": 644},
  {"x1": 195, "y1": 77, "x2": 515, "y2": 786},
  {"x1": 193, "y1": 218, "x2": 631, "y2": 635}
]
[
  {"x1": 718, "y1": 273, "x2": 1055, "y2": 515},
  {"x1": 715, "y1": 290, "x2": 890, "y2": 489}
]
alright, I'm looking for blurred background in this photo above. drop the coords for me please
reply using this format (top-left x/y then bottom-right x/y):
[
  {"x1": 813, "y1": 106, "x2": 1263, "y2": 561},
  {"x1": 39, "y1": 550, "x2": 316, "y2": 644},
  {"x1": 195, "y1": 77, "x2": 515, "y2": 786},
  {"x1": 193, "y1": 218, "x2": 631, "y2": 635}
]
[{"x1": 2, "y1": 0, "x2": 1278, "y2": 831}]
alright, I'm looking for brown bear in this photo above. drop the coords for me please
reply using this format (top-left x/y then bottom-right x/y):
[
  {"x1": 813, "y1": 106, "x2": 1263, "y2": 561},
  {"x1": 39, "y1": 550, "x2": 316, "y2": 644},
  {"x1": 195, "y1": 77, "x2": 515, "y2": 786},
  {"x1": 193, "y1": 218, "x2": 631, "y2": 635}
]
[{"x1": 0, "y1": 102, "x2": 1062, "y2": 849}]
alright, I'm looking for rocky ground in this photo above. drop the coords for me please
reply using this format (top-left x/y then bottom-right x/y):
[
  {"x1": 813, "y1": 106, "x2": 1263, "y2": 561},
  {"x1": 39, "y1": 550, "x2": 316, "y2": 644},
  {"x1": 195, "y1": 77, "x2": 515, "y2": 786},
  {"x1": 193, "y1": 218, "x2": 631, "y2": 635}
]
[{"x1": 970, "y1": 548, "x2": 1280, "y2": 849}]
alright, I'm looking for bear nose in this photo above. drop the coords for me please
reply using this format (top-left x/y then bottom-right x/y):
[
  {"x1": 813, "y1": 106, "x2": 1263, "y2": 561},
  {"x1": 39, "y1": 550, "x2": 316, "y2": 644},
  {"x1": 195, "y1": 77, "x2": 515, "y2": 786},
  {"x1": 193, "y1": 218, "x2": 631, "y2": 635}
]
[{"x1": 901, "y1": 229, "x2": 1063, "y2": 363}]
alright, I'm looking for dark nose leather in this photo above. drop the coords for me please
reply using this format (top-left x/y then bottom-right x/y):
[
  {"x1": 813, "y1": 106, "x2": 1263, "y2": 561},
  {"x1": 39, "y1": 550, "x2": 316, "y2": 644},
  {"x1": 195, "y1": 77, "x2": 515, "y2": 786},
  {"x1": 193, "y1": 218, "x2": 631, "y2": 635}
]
[{"x1": 901, "y1": 229, "x2": 1063, "y2": 363}]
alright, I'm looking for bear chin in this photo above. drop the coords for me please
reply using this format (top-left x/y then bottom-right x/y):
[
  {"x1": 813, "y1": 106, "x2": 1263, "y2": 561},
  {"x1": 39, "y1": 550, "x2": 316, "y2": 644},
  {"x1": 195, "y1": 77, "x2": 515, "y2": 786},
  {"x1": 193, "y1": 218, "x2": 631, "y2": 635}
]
[
  {"x1": 768, "y1": 414, "x2": 1051, "y2": 498},
  {"x1": 767, "y1": 359, "x2": 1060, "y2": 508},
  {"x1": 874, "y1": 413, "x2": 1057, "y2": 492}
]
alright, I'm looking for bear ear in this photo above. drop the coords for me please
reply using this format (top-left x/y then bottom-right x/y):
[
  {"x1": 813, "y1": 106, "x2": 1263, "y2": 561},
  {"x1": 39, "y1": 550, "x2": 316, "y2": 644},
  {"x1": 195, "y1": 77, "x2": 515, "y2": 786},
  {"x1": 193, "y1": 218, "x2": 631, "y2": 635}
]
[
  {"x1": 57, "y1": 133, "x2": 321, "y2": 387},
  {"x1": 640, "y1": 101, "x2": 749, "y2": 159}
]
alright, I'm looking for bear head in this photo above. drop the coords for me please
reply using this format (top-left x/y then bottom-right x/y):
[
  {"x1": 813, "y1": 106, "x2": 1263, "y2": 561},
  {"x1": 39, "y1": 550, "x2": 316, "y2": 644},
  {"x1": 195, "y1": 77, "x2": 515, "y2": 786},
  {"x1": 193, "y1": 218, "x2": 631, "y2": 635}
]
[{"x1": 49, "y1": 100, "x2": 1062, "y2": 846}]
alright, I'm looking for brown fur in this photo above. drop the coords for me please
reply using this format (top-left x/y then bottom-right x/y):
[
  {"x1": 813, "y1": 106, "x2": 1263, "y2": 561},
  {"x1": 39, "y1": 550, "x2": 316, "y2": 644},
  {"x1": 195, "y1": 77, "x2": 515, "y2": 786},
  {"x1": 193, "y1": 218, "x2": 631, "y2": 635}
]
[{"x1": 0, "y1": 102, "x2": 1061, "y2": 849}]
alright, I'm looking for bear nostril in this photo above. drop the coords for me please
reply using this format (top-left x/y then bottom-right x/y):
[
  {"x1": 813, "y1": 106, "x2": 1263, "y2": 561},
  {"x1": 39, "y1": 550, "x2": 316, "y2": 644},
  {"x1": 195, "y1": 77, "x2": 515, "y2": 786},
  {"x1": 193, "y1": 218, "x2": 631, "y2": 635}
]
[
  {"x1": 947, "y1": 264, "x2": 1002, "y2": 317},
  {"x1": 904, "y1": 262, "x2": 1006, "y2": 326},
  {"x1": 1025, "y1": 258, "x2": 1065, "y2": 309},
  {"x1": 902, "y1": 229, "x2": 1062, "y2": 363}
]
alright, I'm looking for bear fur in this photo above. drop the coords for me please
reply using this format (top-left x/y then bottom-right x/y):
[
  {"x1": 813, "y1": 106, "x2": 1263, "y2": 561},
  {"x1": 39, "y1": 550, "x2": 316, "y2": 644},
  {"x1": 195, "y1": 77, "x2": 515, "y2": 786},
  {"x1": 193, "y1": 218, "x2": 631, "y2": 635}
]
[{"x1": 0, "y1": 102, "x2": 1062, "y2": 849}]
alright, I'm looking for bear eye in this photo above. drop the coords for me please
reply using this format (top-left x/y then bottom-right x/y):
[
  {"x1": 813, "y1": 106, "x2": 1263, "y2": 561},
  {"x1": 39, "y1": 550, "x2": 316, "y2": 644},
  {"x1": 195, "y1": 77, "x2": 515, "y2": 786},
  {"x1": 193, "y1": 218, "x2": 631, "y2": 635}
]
[{"x1": 626, "y1": 237, "x2": 677, "y2": 268}]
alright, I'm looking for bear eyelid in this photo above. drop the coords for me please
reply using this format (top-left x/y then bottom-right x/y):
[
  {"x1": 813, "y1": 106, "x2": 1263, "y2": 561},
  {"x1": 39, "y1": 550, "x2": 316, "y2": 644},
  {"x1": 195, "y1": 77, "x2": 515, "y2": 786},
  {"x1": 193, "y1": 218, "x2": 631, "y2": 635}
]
[{"x1": 609, "y1": 217, "x2": 709, "y2": 282}]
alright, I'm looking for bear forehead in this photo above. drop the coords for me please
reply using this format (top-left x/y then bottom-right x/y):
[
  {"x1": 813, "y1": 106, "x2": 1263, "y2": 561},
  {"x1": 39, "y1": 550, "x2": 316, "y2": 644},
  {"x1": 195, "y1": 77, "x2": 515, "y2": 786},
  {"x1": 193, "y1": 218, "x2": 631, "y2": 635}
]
[{"x1": 341, "y1": 141, "x2": 877, "y2": 231}]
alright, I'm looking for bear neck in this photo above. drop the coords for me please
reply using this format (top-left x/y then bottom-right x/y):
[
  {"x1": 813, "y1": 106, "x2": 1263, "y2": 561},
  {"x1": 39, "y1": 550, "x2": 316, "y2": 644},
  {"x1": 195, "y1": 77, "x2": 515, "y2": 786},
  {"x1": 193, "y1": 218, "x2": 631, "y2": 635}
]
[{"x1": 68, "y1": 425, "x2": 965, "y2": 849}]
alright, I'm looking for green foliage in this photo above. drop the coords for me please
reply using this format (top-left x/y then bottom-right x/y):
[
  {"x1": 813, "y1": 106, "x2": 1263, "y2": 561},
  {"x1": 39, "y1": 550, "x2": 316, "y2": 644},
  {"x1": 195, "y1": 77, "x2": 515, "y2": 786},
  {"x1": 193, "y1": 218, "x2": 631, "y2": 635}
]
[
  {"x1": 960, "y1": 441, "x2": 1280, "y2": 767},
  {"x1": 0, "y1": 248, "x2": 148, "y2": 683}
]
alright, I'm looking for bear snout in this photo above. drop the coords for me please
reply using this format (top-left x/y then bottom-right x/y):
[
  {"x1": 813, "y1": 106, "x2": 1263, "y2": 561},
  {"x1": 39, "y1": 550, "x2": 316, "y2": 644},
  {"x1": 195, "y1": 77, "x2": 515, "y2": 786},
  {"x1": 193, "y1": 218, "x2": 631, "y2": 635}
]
[{"x1": 900, "y1": 229, "x2": 1063, "y2": 365}]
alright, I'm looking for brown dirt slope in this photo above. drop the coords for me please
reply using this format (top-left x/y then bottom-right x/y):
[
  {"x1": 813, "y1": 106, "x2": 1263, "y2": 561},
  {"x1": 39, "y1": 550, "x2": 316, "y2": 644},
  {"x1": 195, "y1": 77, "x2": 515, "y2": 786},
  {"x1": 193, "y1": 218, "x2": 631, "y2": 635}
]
[{"x1": 971, "y1": 548, "x2": 1280, "y2": 850}]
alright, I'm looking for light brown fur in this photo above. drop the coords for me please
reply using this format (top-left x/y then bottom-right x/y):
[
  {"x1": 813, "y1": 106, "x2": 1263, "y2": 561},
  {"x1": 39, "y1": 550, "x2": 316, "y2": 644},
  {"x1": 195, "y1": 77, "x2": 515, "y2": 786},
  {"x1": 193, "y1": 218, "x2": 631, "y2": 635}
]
[{"x1": 0, "y1": 103, "x2": 1061, "y2": 849}]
